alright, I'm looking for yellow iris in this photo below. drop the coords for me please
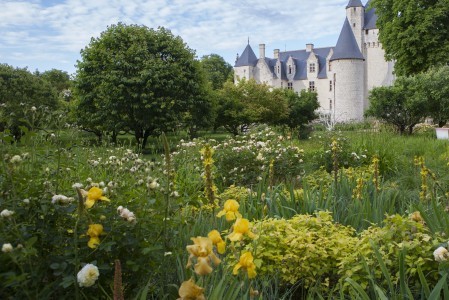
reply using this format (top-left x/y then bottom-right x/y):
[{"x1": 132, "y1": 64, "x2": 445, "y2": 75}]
[
  {"x1": 82, "y1": 187, "x2": 110, "y2": 209},
  {"x1": 178, "y1": 278, "x2": 206, "y2": 300},
  {"x1": 233, "y1": 251, "x2": 257, "y2": 279},
  {"x1": 216, "y1": 199, "x2": 242, "y2": 221},
  {"x1": 87, "y1": 224, "x2": 103, "y2": 249},
  {"x1": 186, "y1": 236, "x2": 221, "y2": 275},
  {"x1": 228, "y1": 218, "x2": 256, "y2": 242},
  {"x1": 208, "y1": 230, "x2": 226, "y2": 254}
]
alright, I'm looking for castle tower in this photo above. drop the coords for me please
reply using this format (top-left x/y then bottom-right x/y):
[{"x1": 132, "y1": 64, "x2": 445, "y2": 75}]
[
  {"x1": 346, "y1": 0, "x2": 364, "y2": 52},
  {"x1": 234, "y1": 44, "x2": 258, "y2": 82},
  {"x1": 363, "y1": 0, "x2": 395, "y2": 108},
  {"x1": 330, "y1": 18, "x2": 365, "y2": 121}
]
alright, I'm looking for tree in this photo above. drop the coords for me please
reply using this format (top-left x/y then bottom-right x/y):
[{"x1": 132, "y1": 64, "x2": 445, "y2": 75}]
[
  {"x1": 371, "y1": 0, "x2": 449, "y2": 75},
  {"x1": 280, "y1": 89, "x2": 319, "y2": 138},
  {"x1": 215, "y1": 79, "x2": 288, "y2": 135},
  {"x1": 74, "y1": 23, "x2": 206, "y2": 147},
  {"x1": 39, "y1": 69, "x2": 72, "y2": 101},
  {"x1": 365, "y1": 76, "x2": 427, "y2": 134},
  {"x1": 415, "y1": 65, "x2": 449, "y2": 127},
  {"x1": 0, "y1": 64, "x2": 58, "y2": 140},
  {"x1": 200, "y1": 54, "x2": 233, "y2": 90}
]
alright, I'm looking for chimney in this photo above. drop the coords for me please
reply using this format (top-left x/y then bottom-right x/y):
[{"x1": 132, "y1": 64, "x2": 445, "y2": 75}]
[
  {"x1": 273, "y1": 49, "x2": 280, "y2": 59},
  {"x1": 306, "y1": 43, "x2": 314, "y2": 52},
  {"x1": 259, "y1": 44, "x2": 265, "y2": 59}
]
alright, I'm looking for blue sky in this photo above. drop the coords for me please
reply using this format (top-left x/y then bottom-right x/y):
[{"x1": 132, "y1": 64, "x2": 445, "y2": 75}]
[{"x1": 0, "y1": 0, "x2": 351, "y2": 75}]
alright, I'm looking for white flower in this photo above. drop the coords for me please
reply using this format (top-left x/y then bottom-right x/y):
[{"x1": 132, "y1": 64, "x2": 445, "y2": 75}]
[
  {"x1": 31, "y1": 106, "x2": 37, "y2": 111},
  {"x1": 117, "y1": 206, "x2": 136, "y2": 223},
  {"x1": 9, "y1": 155, "x2": 22, "y2": 163},
  {"x1": 164, "y1": 252, "x2": 172, "y2": 256},
  {"x1": 77, "y1": 264, "x2": 99, "y2": 287},
  {"x1": 1, "y1": 209, "x2": 14, "y2": 218},
  {"x1": 72, "y1": 183, "x2": 83, "y2": 189},
  {"x1": 433, "y1": 246, "x2": 449, "y2": 262},
  {"x1": 148, "y1": 180, "x2": 159, "y2": 190},
  {"x1": 51, "y1": 194, "x2": 74, "y2": 204},
  {"x1": 23, "y1": 199, "x2": 30, "y2": 204},
  {"x1": 2, "y1": 243, "x2": 13, "y2": 253}
]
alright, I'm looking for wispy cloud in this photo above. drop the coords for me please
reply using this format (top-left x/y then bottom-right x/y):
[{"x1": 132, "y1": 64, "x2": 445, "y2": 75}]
[{"x1": 0, "y1": 0, "x2": 350, "y2": 73}]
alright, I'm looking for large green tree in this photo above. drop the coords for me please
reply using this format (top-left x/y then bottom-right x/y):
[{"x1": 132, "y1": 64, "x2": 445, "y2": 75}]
[
  {"x1": 200, "y1": 54, "x2": 233, "y2": 90},
  {"x1": 215, "y1": 79, "x2": 288, "y2": 135},
  {"x1": 371, "y1": 0, "x2": 449, "y2": 75},
  {"x1": 415, "y1": 65, "x2": 449, "y2": 127},
  {"x1": 280, "y1": 89, "x2": 319, "y2": 139},
  {"x1": 365, "y1": 76, "x2": 427, "y2": 134},
  {"x1": 0, "y1": 64, "x2": 58, "y2": 140},
  {"x1": 38, "y1": 69, "x2": 72, "y2": 101},
  {"x1": 74, "y1": 23, "x2": 206, "y2": 147}
]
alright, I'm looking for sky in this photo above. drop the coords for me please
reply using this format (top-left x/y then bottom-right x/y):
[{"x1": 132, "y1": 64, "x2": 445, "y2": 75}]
[{"x1": 0, "y1": 0, "x2": 353, "y2": 75}]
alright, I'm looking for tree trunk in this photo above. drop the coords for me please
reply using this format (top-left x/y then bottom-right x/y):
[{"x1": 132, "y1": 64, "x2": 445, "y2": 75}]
[{"x1": 141, "y1": 129, "x2": 152, "y2": 149}]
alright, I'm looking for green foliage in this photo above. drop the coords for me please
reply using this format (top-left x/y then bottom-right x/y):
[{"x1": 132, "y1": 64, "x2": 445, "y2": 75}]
[
  {"x1": 215, "y1": 79, "x2": 289, "y2": 135},
  {"x1": 38, "y1": 69, "x2": 72, "y2": 101},
  {"x1": 281, "y1": 89, "x2": 319, "y2": 139},
  {"x1": 0, "y1": 64, "x2": 59, "y2": 140},
  {"x1": 338, "y1": 214, "x2": 442, "y2": 294},
  {"x1": 200, "y1": 54, "x2": 233, "y2": 90},
  {"x1": 74, "y1": 23, "x2": 208, "y2": 147},
  {"x1": 415, "y1": 65, "x2": 449, "y2": 127},
  {"x1": 366, "y1": 76, "x2": 428, "y2": 134},
  {"x1": 371, "y1": 0, "x2": 449, "y2": 75},
  {"x1": 249, "y1": 211, "x2": 358, "y2": 289}
]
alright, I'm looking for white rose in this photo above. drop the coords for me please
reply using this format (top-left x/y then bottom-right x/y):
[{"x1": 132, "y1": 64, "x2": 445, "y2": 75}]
[{"x1": 77, "y1": 264, "x2": 99, "y2": 287}]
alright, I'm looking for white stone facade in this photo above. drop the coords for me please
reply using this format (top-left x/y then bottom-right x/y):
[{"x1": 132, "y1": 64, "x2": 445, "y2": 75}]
[{"x1": 234, "y1": 0, "x2": 395, "y2": 122}]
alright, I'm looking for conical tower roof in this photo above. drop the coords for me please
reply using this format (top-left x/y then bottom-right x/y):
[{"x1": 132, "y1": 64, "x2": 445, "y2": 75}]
[
  {"x1": 234, "y1": 44, "x2": 258, "y2": 67},
  {"x1": 330, "y1": 18, "x2": 364, "y2": 61},
  {"x1": 346, "y1": 0, "x2": 363, "y2": 8}
]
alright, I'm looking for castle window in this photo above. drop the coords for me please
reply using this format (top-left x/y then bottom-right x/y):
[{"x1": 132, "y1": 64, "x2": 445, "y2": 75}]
[
  {"x1": 353, "y1": 23, "x2": 356, "y2": 27},
  {"x1": 328, "y1": 62, "x2": 331, "y2": 71},
  {"x1": 288, "y1": 65, "x2": 292, "y2": 74},
  {"x1": 277, "y1": 65, "x2": 280, "y2": 73},
  {"x1": 329, "y1": 99, "x2": 332, "y2": 110},
  {"x1": 365, "y1": 30, "x2": 369, "y2": 35},
  {"x1": 309, "y1": 81, "x2": 315, "y2": 92},
  {"x1": 309, "y1": 63, "x2": 316, "y2": 73},
  {"x1": 287, "y1": 82, "x2": 293, "y2": 90},
  {"x1": 329, "y1": 80, "x2": 333, "y2": 91}
]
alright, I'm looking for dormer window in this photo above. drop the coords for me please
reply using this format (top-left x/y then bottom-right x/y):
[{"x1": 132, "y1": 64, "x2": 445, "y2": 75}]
[
  {"x1": 277, "y1": 65, "x2": 280, "y2": 73},
  {"x1": 288, "y1": 65, "x2": 292, "y2": 74},
  {"x1": 287, "y1": 82, "x2": 293, "y2": 90},
  {"x1": 309, "y1": 63, "x2": 316, "y2": 73}
]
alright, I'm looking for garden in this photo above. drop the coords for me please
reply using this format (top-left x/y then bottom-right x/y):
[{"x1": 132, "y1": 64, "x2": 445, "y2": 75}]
[{"x1": 2, "y1": 115, "x2": 449, "y2": 299}]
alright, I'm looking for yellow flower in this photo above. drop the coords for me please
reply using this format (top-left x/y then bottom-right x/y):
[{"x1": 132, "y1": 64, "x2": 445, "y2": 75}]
[
  {"x1": 216, "y1": 199, "x2": 242, "y2": 221},
  {"x1": 87, "y1": 224, "x2": 103, "y2": 249},
  {"x1": 208, "y1": 230, "x2": 226, "y2": 254},
  {"x1": 186, "y1": 236, "x2": 221, "y2": 275},
  {"x1": 410, "y1": 211, "x2": 424, "y2": 224},
  {"x1": 233, "y1": 252, "x2": 257, "y2": 279},
  {"x1": 177, "y1": 278, "x2": 206, "y2": 300},
  {"x1": 228, "y1": 218, "x2": 256, "y2": 242},
  {"x1": 81, "y1": 187, "x2": 110, "y2": 209}
]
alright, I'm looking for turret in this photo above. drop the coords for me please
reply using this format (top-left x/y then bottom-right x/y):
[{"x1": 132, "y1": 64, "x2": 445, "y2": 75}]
[
  {"x1": 234, "y1": 44, "x2": 258, "y2": 82},
  {"x1": 346, "y1": 0, "x2": 364, "y2": 52},
  {"x1": 330, "y1": 18, "x2": 365, "y2": 121}
]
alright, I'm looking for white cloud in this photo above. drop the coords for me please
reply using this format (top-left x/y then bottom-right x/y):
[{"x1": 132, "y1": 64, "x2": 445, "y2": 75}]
[{"x1": 0, "y1": 0, "x2": 351, "y2": 73}]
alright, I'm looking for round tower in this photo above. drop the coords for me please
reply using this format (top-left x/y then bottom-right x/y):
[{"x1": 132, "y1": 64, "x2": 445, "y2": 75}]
[{"x1": 330, "y1": 18, "x2": 365, "y2": 122}]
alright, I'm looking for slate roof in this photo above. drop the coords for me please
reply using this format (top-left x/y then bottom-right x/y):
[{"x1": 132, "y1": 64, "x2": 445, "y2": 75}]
[
  {"x1": 330, "y1": 18, "x2": 364, "y2": 61},
  {"x1": 364, "y1": 0, "x2": 378, "y2": 29},
  {"x1": 346, "y1": 0, "x2": 363, "y2": 8},
  {"x1": 234, "y1": 44, "x2": 258, "y2": 67}
]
